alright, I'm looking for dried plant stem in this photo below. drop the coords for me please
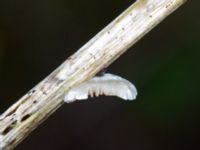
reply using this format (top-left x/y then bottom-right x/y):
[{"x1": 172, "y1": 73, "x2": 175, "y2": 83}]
[{"x1": 0, "y1": 0, "x2": 186, "y2": 150}]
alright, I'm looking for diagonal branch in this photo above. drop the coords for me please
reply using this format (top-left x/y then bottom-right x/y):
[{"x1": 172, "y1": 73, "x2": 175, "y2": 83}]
[{"x1": 0, "y1": 0, "x2": 186, "y2": 150}]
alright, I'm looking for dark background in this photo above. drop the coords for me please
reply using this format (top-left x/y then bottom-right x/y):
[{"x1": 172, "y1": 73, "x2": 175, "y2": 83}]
[{"x1": 0, "y1": 0, "x2": 199, "y2": 150}]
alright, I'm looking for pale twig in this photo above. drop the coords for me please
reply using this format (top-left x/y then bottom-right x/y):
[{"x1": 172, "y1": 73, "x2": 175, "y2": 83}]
[{"x1": 0, "y1": 0, "x2": 186, "y2": 150}]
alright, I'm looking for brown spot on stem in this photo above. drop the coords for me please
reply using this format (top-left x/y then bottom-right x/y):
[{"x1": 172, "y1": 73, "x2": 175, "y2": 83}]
[{"x1": 21, "y1": 114, "x2": 31, "y2": 122}]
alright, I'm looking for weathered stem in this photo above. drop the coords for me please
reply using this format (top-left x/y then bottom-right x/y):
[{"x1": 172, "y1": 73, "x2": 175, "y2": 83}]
[{"x1": 0, "y1": 0, "x2": 186, "y2": 149}]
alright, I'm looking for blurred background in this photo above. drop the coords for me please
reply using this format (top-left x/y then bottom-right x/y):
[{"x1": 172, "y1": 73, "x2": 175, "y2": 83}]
[{"x1": 0, "y1": 0, "x2": 199, "y2": 150}]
